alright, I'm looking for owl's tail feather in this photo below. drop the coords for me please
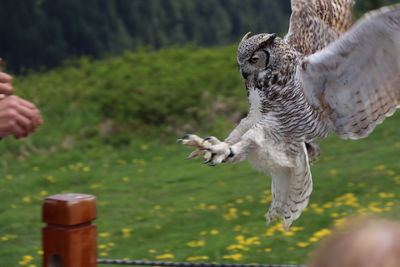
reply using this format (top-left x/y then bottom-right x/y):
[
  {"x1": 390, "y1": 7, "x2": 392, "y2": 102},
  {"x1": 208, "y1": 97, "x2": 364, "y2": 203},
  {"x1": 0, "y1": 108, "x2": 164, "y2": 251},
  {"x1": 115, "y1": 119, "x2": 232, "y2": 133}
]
[{"x1": 266, "y1": 143, "x2": 313, "y2": 231}]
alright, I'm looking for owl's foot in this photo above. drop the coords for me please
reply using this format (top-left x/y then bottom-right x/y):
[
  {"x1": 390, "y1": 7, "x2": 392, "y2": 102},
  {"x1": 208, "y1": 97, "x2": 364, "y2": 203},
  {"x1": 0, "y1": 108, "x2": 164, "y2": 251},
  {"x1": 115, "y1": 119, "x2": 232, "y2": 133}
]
[{"x1": 177, "y1": 134, "x2": 234, "y2": 166}]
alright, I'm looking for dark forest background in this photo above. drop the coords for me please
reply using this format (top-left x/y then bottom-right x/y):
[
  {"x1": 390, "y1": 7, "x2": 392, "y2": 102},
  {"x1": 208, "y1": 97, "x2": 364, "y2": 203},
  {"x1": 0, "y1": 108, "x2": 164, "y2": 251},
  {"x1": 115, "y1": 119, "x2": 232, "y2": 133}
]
[{"x1": 1, "y1": 0, "x2": 399, "y2": 73}]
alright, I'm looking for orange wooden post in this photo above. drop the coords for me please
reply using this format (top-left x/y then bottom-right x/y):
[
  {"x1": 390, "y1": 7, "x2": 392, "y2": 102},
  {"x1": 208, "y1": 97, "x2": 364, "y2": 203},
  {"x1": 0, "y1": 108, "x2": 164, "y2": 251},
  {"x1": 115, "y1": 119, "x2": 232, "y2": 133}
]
[{"x1": 42, "y1": 193, "x2": 97, "y2": 267}]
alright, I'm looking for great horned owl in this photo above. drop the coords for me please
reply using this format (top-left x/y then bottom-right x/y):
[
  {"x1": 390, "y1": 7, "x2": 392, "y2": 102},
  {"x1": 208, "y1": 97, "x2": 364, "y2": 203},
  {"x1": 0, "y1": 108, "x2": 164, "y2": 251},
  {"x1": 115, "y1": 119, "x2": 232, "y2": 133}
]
[{"x1": 178, "y1": 0, "x2": 400, "y2": 229}]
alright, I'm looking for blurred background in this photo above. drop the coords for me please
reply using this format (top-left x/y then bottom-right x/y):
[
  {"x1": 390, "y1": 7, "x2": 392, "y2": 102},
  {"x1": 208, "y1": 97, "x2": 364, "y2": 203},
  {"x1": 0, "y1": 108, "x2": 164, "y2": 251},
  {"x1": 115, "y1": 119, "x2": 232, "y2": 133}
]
[{"x1": 0, "y1": 1, "x2": 399, "y2": 266}]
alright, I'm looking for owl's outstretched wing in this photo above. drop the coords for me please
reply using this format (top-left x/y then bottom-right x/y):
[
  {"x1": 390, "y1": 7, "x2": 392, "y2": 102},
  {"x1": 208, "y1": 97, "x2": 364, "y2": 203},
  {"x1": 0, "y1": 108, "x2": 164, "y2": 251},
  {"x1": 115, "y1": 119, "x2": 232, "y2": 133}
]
[
  {"x1": 300, "y1": 4, "x2": 400, "y2": 140},
  {"x1": 267, "y1": 143, "x2": 312, "y2": 230},
  {"x1": 286, "y1": 0, "x2": 355, "y2": 55}
]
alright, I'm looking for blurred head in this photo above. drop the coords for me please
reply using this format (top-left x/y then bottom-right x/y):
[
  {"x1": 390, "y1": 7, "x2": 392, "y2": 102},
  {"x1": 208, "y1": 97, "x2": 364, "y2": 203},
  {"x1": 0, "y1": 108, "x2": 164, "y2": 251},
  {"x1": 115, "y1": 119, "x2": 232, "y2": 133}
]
[{"x1": 309, "y1": 218, "x2": 400, "y2": 267}]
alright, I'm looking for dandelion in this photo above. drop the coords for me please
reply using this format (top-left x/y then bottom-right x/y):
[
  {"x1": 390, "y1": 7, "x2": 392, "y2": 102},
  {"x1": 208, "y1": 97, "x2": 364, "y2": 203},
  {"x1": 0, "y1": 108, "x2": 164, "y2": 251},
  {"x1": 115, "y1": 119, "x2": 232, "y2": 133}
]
[
  {"x1": 100, "y1": 252, "x2": 109, "y2": 257},
  {"x1": 329, "y1": 169, "x2": 338, "y2": 176},
  {"x1": 108, "y1": 242, "x2": 115, "y2": 247},
  {"x1": 90, "y1": 184, "x2": 103, "y2": 189},
  {"x1": 297, "y1": 242, "x2": 309, "y2": 248},
  {"x1": 6, "y1": 174, "x2": 13, "y2": 180},
  {"x1": 98, "y1": 244, "x2": 107, "y2": 249},
  {"x1": 37, "y1": 250, "x2": 43, "y2": 255},
  {"x1": 122, "y1": 177, "x2": 130, "y2": 182},
  {"x1": 236, "y1": 199, "x2": 244, "y2": 204},
  {"x1": 140, "y1": 145, "x2": 149, "y2": 151},
  {"x1": 264, "y1": 248, "x2": 272, "y2": 252},
  {"x1": 148, "y1": 249, "x2": 157, "y2": 254},
  {"x1": 309, "y1": 237, "x2": 319, "y2": 242},
  {"x1": 39, "y1": 191, "x2": 48, "y2": 196},
  {"x1": 283, "y1": 231, "x2": 294, "y2": 237},
  {"x1": 200, "y1": 231, "x2": 208, "y2": 236},
  {"x1": 187, "y1": 240, "x2": 205, "y2": 247},
  {"x1": 121, "y1": 228, "x2": 133, "y2": 238},
  {"x1": 226, "y1": 244, "x2": 249, "y2": 251},
  {"x1": 32, "y1": 166, "x2": 40, "y2": 171},
  {"x1": 155, "y1": 254, "x2": 174, "y2": 260},
  {"x1": 22, "y1": 196, "x2": 31, "y2": 203},
  {"x1": 373, "y1": 165, "x2": 386, "y2": 171},
  {"x1": 387, "y1": 170, "x2": 396, "y2": 176},
  {"x1": 83, "y1": 167, "x2": 91, "y2": 172},
  {"x1": 187, "y1": 256, "x2": 209, "y2": 261},
  {"x1": 99, "y1": 233, "x2": 110, "y2": 238},
  {"x1": 46, "y1": 176, "x2": 56, "y2": 183},
  {"x1": 153, "y1": 156, "x2": 164, "y2": 161},
  {"x1": 222, "y1": 254, "x2": 243, "y2": 261},
  {"x1": 210, "y1": 230, "x2": 219, "y2": 235},
  {"x1": 242, "y1": 211, "x2": 251, "y2": 216},
  {"x1": 208, "y1": 205, "x2": 218, "y2": 210}
]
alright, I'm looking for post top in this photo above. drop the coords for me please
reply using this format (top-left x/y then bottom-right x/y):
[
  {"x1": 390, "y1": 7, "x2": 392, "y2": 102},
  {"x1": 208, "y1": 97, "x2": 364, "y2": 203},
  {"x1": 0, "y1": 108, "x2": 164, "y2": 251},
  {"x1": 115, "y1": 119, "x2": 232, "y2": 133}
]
[{"x1": 43, "y1": 193, "x2": 96, "y2": 226}]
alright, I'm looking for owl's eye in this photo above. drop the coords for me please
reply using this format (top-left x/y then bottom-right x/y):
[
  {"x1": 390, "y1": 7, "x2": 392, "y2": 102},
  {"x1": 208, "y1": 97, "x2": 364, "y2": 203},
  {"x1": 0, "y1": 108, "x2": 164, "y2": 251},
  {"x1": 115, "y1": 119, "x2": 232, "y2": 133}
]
[{"x1": 249, "y1": 56, "x2": 259, "y2": 64}]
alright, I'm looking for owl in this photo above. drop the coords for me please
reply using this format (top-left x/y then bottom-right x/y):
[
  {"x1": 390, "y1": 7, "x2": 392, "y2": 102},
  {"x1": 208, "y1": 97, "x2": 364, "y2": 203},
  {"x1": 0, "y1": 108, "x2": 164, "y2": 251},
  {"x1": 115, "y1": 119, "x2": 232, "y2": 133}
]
[{"x1": 178, "y1": 0, "x2": 400, "y2": 230}]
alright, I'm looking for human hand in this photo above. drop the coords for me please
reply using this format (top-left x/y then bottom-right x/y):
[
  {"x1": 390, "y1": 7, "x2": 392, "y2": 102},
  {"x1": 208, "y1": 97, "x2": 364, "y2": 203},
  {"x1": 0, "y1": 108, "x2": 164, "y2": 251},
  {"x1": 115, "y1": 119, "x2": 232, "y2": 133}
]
[
  {"x1": 0, "y1": 95, "x2": 43, "y2": 139},
  {"x1": 0, "y1": 71, "x2": 13, "y2": 96}
]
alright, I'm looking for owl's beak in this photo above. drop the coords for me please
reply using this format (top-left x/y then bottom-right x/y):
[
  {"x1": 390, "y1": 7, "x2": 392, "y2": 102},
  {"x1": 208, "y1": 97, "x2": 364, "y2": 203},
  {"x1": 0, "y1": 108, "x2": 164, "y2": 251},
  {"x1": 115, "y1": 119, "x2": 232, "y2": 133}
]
[{"x1": 240, "y1": 69, "x2": 250, "y2": 79}]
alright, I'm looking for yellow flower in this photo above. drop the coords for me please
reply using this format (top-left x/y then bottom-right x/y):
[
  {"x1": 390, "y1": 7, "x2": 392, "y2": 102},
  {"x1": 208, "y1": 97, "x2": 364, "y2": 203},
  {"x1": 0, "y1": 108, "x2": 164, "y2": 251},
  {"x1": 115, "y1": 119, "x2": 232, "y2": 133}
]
[
  {"x1": 283, "y1": 231, "x2": 294, "y2": 236},
  {"x1": 387, "y1": 170, "x2": 396, "y2": 176},
  {"x1": 309, "y1": 237, "x2": 319, "y2": 242},
  {"x1": 187, "y1": 256, "x2": 209, "y2": 261},
  {"x1": 236, "y1": 199, "x2": 244, "y2": 204},
  {"x1": 39, "y1": 191, "x2": 48, "y2": 196},
  {"x1": 90, "y1": 184, "x2": 103, "y2": 189},
  {"x1": 37, "y1": 250, "x2": 43, "y2": 255},
  {"x1": 264, "y1": 248, "x2": 272, "y2": 252},
  {"x1": 32, "y1": 166, "x2": 40, "y2": 171},
  {"x1": 46, "y1": 176, "x2": 56, "y2": 183},
  {"x1": 140, "y1": 145, "x2": 149, "y2": 151},
  {"x1": 222, "y1": 254, "x2": 244, "y2": 261},
  {"x1": 99, "y1": 252, "x2": 108, "y2": 257},
  {"x1": 6, "y1": 174, "x2": 13, "y2": 180},
  {"x1": 23, "y1": 255, "x2": 33, "y2": 262},
  {"x1": 297, "y1": 242, "x2": 309, "y2": 248},
  {"x1": 98, "y1": 244, "x2": 107, "y2": 249},
  {"x1": 22, "y1": 196, "x2": 31, "y2": 203},
  {"x1": 329, "y1": 169, "x2": 338, "y2": 176},
  {"x1": 148, "y1": 249, "x2": 157, "y2": 254},
  {"x1": 99, "y1": 232, "x2": 110, "y2": 237},
  {"x1": 241, "y1": 211, "x2": 251, "y2": 216},
  {"x1": 373, "y1": 165, "x2": 386, "y2": 171},
  {"x1": 83, "y1": 167, "x2": 91, "y2": 172},
  {"x1": 226, "y1": 244, "x2": 249, "y2": 251},
  {"x1": 187, "y1": 240, "x2": 205, "y2": 247},
  {"x1": 210, "y1": 230, "x2": 219, "y2": 235},
  {"x1": 155, "y1": 254, "x2": 174, "y2": 260}
]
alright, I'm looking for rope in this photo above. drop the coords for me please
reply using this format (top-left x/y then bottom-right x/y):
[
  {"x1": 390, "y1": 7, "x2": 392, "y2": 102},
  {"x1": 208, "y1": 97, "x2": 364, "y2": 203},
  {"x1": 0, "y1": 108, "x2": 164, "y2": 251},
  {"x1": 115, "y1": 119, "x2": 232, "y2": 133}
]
[{"x1": 97, "y1": 259, "x2": 305, "y2": 267}]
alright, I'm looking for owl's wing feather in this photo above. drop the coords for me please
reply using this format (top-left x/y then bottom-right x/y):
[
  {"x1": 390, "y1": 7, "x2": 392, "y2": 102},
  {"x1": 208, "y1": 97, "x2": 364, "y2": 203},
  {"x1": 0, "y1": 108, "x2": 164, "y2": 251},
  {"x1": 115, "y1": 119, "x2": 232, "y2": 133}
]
[
  {"x1": 300, "y1": 4, "x2": 400, "y2": 140},
  {"x1": 286, "y1": 0, "x2": 355, "y2": 55},
  {"x1": 267, "y1": 143, "x2": 312, "y2": 230}
]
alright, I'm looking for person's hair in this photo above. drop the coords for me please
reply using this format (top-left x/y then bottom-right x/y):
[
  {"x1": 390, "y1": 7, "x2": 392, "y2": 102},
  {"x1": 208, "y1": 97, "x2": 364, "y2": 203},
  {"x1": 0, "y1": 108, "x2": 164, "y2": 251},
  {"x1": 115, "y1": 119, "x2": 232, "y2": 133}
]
[{"x1": 308, "y1": 218, "x2": 400, "y2": 267}]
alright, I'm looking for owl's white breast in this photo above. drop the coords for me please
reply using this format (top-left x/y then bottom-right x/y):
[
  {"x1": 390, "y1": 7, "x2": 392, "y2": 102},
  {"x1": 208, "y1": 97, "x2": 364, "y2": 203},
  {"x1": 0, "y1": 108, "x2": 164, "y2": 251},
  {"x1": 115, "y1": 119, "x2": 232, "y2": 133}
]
[{"x1": 248, "y1": 88, "x2": 263, "y2": 123}]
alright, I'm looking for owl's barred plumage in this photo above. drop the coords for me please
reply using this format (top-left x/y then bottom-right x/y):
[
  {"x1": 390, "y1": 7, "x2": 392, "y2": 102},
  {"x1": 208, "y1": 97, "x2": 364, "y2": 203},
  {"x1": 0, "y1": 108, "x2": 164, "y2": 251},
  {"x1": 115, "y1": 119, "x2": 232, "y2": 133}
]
[{"x1": 179, "y1": 1, "x2": 400, "y2": 229}]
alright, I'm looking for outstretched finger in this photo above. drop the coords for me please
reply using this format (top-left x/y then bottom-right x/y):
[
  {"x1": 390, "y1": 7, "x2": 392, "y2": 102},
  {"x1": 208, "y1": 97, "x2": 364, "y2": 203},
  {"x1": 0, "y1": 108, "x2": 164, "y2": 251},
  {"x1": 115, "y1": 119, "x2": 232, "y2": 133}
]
[{"x1": 0, "y1": 72, "x2": 12, "y2": 83}]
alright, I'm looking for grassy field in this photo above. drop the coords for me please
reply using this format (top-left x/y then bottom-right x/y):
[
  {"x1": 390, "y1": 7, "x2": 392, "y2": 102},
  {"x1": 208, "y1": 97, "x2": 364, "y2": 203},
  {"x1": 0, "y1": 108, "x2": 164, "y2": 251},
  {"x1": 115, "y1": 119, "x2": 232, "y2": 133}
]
[{"x1": 0, "y1": 111, "x2": 399, "y2": 266}]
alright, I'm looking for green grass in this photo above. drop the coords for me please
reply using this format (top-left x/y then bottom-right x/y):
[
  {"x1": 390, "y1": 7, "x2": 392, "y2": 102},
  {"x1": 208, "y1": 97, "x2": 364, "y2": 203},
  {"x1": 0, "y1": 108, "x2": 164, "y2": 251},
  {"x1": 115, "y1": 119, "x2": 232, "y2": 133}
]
[{"x1": 0, "y1": 112, "x2": 399, "y2": 266}]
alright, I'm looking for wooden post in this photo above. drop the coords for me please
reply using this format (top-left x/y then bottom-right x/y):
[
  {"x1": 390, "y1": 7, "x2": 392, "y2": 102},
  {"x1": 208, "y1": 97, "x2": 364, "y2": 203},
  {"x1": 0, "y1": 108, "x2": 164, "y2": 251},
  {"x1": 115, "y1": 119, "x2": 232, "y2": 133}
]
[{"x1": 42, "y1": 193, "x2": 97, "y2": 267}]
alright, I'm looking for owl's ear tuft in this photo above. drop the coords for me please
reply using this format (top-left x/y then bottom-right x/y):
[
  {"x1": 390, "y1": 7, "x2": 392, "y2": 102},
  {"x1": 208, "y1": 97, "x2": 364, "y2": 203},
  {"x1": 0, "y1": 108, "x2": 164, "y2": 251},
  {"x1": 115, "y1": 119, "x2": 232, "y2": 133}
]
[
  {"x1": 241, "y1": 32, "x2": 252, "y2": 42},
  {"x1": 257, "y1": 33, "x2": 277, "y2": 48}
]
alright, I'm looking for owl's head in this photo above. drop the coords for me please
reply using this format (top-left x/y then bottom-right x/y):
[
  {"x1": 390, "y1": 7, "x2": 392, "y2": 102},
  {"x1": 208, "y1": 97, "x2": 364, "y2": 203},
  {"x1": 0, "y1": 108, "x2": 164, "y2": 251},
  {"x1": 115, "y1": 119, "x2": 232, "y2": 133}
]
[{"x1": 237, "y1": 32, "x2": 279, "y2": 80}]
